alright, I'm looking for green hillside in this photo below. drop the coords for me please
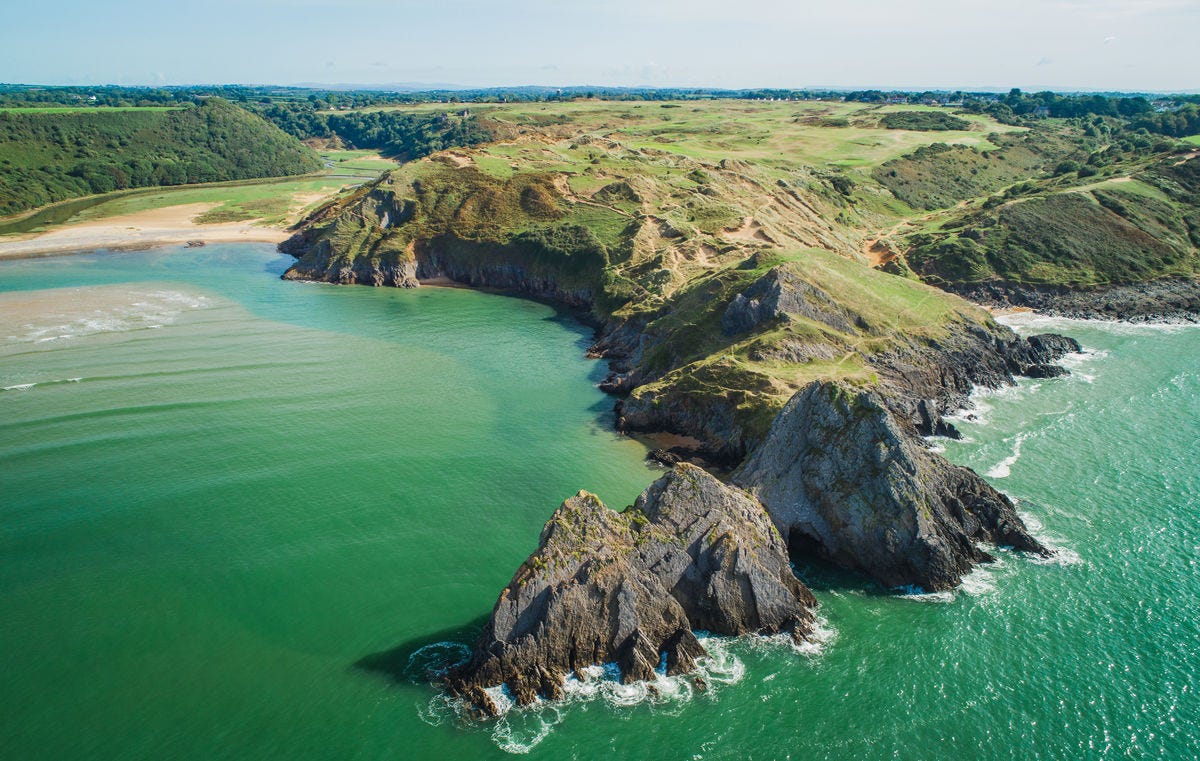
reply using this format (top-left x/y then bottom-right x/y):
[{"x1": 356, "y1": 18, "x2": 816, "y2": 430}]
[
  {"x1": 900, "y1": 146, "x2": 1200, "y2": 286},
  {"x1": 0, "y1": 99, "x2": 322, "y2": 215}
]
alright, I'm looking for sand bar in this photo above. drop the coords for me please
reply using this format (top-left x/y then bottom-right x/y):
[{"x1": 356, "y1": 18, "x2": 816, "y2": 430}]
[{"x1": 0, "y1": 203, "x2": 290, "y2": 260}]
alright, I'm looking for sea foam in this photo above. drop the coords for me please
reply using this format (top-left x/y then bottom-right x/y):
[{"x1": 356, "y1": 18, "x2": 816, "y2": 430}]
[
  {"x1": 412, "y1": 630, "x2": 835, "y2": 754},
  {"x1": 0, "y1": 286, "x2": 212, "y2": 347},
  {"x1": 986, "y1": 432, "x2": 1027, "y2": 479}
]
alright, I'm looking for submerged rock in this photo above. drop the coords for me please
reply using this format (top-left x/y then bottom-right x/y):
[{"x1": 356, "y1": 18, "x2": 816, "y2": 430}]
[
  {"x1": 735, "y1": 381, "x2": 1050, "y2": 592},
  {"x1": 446, "y1": 464, "x2": 815, "y2": 716}
]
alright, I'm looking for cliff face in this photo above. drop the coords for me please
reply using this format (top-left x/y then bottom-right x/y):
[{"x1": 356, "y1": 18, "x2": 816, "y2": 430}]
[
  {"x1": 735, "y1": 382, "x2": 1049, "y2": 591},
  {"x1": 446, "y1": 464, "x2": 815, "y2": 717}
]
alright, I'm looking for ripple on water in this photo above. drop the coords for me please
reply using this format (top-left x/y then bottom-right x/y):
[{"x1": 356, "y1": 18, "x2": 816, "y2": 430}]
[{"x1": 986, "y1": 432, "x2": 1027, "y2": 479}]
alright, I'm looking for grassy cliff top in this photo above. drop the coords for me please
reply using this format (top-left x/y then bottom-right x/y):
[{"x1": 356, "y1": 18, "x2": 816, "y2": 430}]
[
  {"x1": 285, "y1": 99, "x2": 1197, "y2": 451},
  {"x1": 286, "y1": 101, "x2": 1021, "y2": 451}
]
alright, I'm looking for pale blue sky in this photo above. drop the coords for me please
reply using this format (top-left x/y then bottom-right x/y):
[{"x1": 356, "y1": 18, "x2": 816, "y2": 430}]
[{"x1": 2, "y1": 0, "x2": 1197, "y2": 91}]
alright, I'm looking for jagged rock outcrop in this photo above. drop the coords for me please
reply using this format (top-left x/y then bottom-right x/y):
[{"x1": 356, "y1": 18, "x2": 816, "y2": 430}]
[
  {"x1": 735, "y1": 381, "x2": 1050, "y2": 591},
  {"x1": 722, "y1": 267, "x2": 861, "y2": 336},
  {"x1": 868, "y1": 327, "x2": 1080, "y2": 439},
  {"x1": 445, "y1": 464, "x2": 815, "y2": 716}
]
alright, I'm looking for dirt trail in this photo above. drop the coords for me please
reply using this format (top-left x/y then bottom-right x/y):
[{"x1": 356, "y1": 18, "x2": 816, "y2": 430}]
[
  {"x1": 722, "y1": 215, "x2": 774, "y2": 243},
  {"x1": 863, "y1": 200, "x2": 970, "y2": 268}
]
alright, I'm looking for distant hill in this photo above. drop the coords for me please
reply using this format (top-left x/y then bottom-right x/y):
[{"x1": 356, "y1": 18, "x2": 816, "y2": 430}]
[{"x1": 0, "y1": 99, "x2": 322, "y2": 216}]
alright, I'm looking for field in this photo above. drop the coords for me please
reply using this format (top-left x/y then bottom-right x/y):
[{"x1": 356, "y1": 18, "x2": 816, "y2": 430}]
[{"x1": 341, "y1": 99, "x2": 1017, "y2": 171}]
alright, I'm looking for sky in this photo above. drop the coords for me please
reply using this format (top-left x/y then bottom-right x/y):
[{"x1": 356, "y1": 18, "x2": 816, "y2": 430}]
[{"x1": 2, "y1": 0, "x2": 1197, "y2": 92}]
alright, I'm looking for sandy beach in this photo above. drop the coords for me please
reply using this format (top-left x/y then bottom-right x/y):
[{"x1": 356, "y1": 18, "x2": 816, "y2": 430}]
[{"x1": 0, "y1": 204, "x2": 291, "y2": 259}]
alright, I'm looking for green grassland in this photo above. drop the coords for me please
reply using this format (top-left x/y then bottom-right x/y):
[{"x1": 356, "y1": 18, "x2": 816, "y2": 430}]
[
  {"x1": 5, "y1": 93, "x2": 1192, "y2": 451},
  {"x1": 287, "y1": 98, "x2": 1199, "y2": 451},
  {"x1": 900, "y1": 143, "x2": 1200, "y2": 286},
  {"x1": 289, "y1": 100, "x2": 1024, "y2": 450}
]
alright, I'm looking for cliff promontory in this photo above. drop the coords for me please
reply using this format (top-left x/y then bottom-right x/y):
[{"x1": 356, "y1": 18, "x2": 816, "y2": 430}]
[{"x1": 446, "y1": 464, "x2": 815, "y2": 716}]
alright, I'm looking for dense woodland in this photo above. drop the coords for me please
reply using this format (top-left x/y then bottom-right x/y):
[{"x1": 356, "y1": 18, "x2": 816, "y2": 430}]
[
  {"x1": 0, "y1": 99, "x2": 321, "y2": 215},
  {"x1": 246, "y1": 103, "x2": 494, "y2": 159}
]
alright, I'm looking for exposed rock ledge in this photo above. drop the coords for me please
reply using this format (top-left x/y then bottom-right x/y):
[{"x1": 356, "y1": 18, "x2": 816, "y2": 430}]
[
  {"x1": 944, "y1": 279, "x2": 1200, "y2": 323},
  {"x1": 445, "y1": 463, "x2": 816, "y2": 717}
]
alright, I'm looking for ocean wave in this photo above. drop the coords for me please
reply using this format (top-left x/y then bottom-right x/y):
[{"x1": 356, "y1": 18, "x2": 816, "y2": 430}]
[
  {"x1": 404, "y1": 641, "x2": 471, "y2": 682},
  {"x1": 895, "y1": 555, "x2": 1006, "y2": 603},
  {"x1": 743, "y1": 615, "x2": 838, "y2": 659},
  {"x1": 896, "y1": 587, "x2": 957, "y2": 604},
  {"x1": 946, "y1": 381, "x2": 1034, "y2": 428},
  {"x1": 958, "y1": 564, "x2": 999, "y2": 597},
  {"x1": 996, "y1": 312, "x2": 1200, "y2": 335},
  {"x1": 1017, "y1": 510, "x2": 1085, "y2": 568},
  {"x1": 413, "y1": 633, "x2": 777, "y2": 754},
  {"x1": 1057, "y1": 347, "x2": 1109, "y2": 383},
  {"x1": 986, "y1": 432, "x2": 1026, "y2": 478},
  {"x1": 3, "y1": 287, "x2": 212, "y2": 346},
  {"x1": 0, "y1": 377, "x2": 84, "y2": 393}
]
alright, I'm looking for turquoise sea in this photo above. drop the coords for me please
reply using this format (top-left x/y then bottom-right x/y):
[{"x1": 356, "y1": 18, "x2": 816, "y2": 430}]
[{"x1": 2, "y1": 244, "x2": 1198, "y2": 759}]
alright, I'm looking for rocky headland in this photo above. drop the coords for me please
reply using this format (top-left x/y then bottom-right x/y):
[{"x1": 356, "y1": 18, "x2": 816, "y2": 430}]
[
  {"x1": 445, "y1": 463, "x2": 815, "y2": 717},
  {"x1": 276, "y1": 131, "x2": 1089, "y2": 715}
]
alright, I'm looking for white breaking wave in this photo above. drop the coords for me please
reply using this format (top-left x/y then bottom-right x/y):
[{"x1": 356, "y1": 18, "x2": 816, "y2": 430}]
[
  {"x1": 996, "y1": 312, "x2": 1200, "y2": 336},
  {"x1": 986, "y1": 433, "x2": 1027, "y2": 478},
  {"x1": 1, "y1": 377, "x2": 85, "y2": 393},
  {"x1": 958, "y1": 563, "x2": 1000, "y2": 597},
  {"x1": 414, "y1": 629, "x2": 843, "y2": 754},
  {"x1": 1016, "y1": 510, "x2": 1085, "y2": 568},
  {"x1": 2, "y1": 287, "x2": 212, "y2": 346}
]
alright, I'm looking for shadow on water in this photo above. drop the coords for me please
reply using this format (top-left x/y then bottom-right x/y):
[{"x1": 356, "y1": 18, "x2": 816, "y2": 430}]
[
  {"x1": 790, "y1": 553, "x2": 896, "y2": 597},
  {"x1": 263, "y1": 253, "x2": 296, "y2": 276},
  {"x1": 355, "y1": 615, "x2": 490, "y2": 685},
  {"x1": 786, "y1": 530, "x2": 910, "y2": 597}
]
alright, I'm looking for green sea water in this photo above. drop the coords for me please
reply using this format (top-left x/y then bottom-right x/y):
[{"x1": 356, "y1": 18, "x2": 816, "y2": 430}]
[{"x1": 2, "y1": 245, "x2": 1198, "y2": 759}]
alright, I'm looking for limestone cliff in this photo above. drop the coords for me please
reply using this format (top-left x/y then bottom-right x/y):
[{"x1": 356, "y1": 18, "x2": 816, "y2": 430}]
[
  {"x1": 735, "y1": 382, "x2": 1049, "y2": 591},
  {"x1": 445, "y1": 464, "x2": 815, "y2": 716}
]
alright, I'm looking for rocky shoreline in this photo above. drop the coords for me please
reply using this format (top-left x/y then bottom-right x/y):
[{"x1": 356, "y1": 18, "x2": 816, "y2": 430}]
[
  {"x1": 276, "y1": 233, "x2": 1089, "y2": 717},
  {"x1": 944, "y1": 278, "x2": 1200, "y2": 324}
]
